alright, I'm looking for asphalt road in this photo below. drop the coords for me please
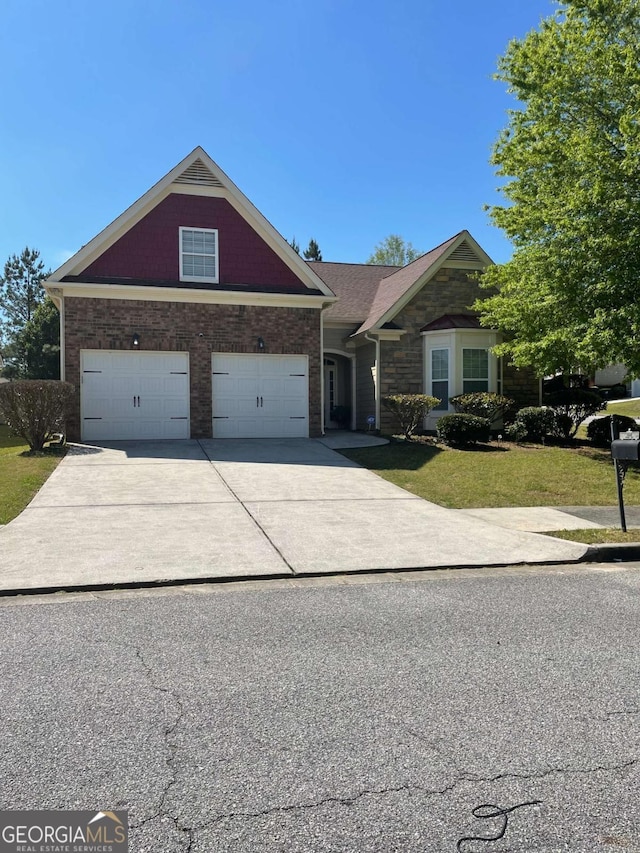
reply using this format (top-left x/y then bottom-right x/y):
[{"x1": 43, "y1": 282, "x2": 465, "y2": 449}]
[{"x1": 0, "y1": 564, "x2": 639, "y2": 852}]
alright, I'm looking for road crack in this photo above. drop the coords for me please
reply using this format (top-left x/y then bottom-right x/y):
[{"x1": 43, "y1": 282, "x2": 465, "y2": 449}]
[
  {"x1": 95, "y1": 640, "x2": 194, "y2": 852},
  {"x1": 181, "y1": 756, "x2": 638, "y2": 836}
]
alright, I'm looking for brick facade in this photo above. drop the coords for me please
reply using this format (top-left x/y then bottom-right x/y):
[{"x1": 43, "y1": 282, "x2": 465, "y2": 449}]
[
  {"x1": 82, "y1": 193, "x2": 306, "y2": 291},
  {"x1": 64, "y1": 296, "x2": 321, "y2": 441}
]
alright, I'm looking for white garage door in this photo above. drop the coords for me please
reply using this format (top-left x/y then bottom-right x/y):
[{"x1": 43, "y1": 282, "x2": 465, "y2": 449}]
[
  {"x1": 81, "y1": 350, "x2": 190, "y2": 441},
  {"x1": 212, "y1": 353, "x2": 308, "y2": 438}
]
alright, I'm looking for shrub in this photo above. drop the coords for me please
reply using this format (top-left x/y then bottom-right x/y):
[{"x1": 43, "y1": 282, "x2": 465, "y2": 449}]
[
  {"x1": 436, "y1": 414, "x2": 491, "y2": 446},
  {"x1": 0, "y1": 380, "x2": 74, "y2": 451},
  {"x1": 543, "y1": 388, "x2": 605, "y2": 438},
  {"x1": 381, "y1": 394, "x2": 440, "y2": 440},
  {"x1": 449, "y1": 392, "x2": 515, "y2": 425},
  {"x1": 513, "y1": 406, "x2": 557, "y2": 443},
  {"x1": 549, "y1": 412, "x2": 575, "y2": 441},
  {"x1": 505, "y1": 421, "x2": 527, "y2": 443},
  {"x1": 587, "y1": 414, "x2": 638, "y2": 447}
]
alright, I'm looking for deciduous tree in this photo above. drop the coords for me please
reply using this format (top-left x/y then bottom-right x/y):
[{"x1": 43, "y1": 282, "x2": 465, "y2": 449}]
[
  {"x1": 476, "y1": 0, "x2": 640, "y2": 376},
  {"x1": 367, "y1": 235, "x2": 421, "y2": 266}
]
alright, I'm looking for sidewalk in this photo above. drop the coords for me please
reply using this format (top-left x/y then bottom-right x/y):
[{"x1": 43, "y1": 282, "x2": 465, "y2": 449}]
[{"x1": 458, "y1": 505, "x2": 640, "y2": 533}]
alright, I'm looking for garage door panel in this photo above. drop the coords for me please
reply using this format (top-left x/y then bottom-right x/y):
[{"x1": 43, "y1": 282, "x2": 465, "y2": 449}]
[
  {"x1": 81, "y1": 350, "x2": 190, "y2": 441},
  {"x1": 212, "y1": 353, "x2": 308, "y2": 438}
]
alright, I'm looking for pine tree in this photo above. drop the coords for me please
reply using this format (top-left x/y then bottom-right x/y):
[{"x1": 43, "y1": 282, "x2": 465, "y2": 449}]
[
  {"x1": 288, "y1": 236, "x2": 300, "y2": 255},
  {"x1": 1, "y1": 247, "x2": 47, "y2": 335},
  {"x1": 303, "y1": 238, "x2": 322, "y2": 261}
]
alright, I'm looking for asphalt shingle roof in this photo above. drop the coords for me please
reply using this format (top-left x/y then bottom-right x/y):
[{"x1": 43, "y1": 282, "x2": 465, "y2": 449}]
[
  {"x1": 306, "y1": 261, "x2": 400, "y2": 323},
  {"x1": 308, "y1": 231, "x2": 470, "y2": 332},
  {"x1": 356, "y1": 232, "x2": 463, "y2": 333}
]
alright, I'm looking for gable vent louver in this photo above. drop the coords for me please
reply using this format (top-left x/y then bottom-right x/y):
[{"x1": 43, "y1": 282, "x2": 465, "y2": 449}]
[
  {"x1": 448, "y1": 240, "x2": 482, "y2": 264},
  {"x1": 175, "y1": 159, "x2": 224, "y2": 187}
]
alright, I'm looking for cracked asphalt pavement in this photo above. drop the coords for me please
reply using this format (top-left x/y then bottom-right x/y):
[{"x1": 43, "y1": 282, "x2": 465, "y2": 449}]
[{"x1": 0, "y1": 563, "x2": 639, "y2": 852}]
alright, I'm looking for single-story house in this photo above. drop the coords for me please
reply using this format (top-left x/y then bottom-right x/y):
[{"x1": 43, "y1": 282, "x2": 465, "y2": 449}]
[{"x1": 44, "y1": 147, "x2": 539, "y2": 442}]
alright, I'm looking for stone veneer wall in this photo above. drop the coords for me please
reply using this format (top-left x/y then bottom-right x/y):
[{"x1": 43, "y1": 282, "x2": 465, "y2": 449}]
[
  {"x1": 64, "y1": 297, "x2": 322, "y2": 441},
  {"x1": 378, "y1": 269, "x2": 483, "y2": 433},
  {"x1": 502, "y1": 362, "x2": 540, "y2": 408}
]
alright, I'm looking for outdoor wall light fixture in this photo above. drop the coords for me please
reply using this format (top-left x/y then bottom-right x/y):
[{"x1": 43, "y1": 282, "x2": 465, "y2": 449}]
[
  {"x1": 132, "y1": 333, "x2": 140, "y2": 348},
  {"x1": 257, "y1": 337, "x2": 265, "y2": 350}
]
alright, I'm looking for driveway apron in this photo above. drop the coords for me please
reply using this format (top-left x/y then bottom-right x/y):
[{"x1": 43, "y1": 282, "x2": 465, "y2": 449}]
[{"x1": 0, "y1": 439, "x2": 587, "y2": 591}]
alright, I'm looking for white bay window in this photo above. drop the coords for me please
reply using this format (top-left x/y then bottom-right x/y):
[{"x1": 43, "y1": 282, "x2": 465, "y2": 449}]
[{"x1": 423, "y1": 326, "x2": 499, "y2": 429}]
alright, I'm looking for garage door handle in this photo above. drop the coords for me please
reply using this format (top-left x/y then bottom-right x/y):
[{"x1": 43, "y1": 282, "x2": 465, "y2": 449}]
[
  {"x1": 137, "y1": 396, "x2": 140, "y2": 407},
  {"x1": 133, "y1": 396, "x2": 136, "y2": 408},
  {"x1": 260, "y1": 396, "x2": 263, "y2": 407},
  {"x1": 256, "y1": 396, "x2": 259, "y2": 407}
]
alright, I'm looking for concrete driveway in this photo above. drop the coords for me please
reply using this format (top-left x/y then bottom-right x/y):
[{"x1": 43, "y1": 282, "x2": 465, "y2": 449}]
[{"x1": 0, "y1": 439, "x2": 587, "y2": 591}]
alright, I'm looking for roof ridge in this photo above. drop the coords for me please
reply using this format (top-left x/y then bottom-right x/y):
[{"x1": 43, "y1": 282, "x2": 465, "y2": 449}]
[
  {"x1": 306, "y1": 260, "x2": 400, "y2": 269},
  {"x1": 379, "y1": 230, "x2": 467, "y2": 281}
]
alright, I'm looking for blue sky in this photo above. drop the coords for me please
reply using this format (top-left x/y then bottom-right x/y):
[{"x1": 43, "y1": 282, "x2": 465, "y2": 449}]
[{"x1": 1, "y1": 0, "x2": 557, "y2": 273}]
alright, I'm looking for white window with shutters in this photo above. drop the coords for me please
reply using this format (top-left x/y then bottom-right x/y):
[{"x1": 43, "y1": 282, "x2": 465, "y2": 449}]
[{"x1": 179, "y1": 227, "x2": 219, "y2": 283}]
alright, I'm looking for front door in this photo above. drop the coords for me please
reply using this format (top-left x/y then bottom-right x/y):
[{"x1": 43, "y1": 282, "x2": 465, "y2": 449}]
[{"x1": 324, "y1": 358, "x2": 337, "y2": 428}]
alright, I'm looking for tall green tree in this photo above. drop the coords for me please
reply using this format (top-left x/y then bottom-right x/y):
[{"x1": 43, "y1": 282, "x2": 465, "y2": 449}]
[
  {"x1": 367, "y1": 235, "x2": 421, "y2": 266},
  {"x1": 476, "y1": 0, "x2": 640, "y2": 377},
  {"x1": 303, "y1": 238, "x2": 322, "y2": 261},
  {"x1": 0, "y1": 248, "x2": 57, "y2": 379},
  {"x1": 288, "y1": 236, "x2": 300, "y2": 255},
  {"x1": 1, "y1": 248, "x2": 47, "y2": 335},
  {"x1": 2, "y1": 297, "x2": 60, "y2": 379}
]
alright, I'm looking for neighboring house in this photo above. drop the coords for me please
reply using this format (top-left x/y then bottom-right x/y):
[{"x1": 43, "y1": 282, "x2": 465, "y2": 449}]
[
  {"x1": 44, "y1": 147, "x2": 538, "y2": 442},
  {"x1": 593, "y1": 364, "x2": 640, "y2": 397}
]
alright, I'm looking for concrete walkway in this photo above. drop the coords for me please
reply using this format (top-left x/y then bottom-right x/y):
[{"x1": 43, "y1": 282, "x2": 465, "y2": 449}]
[
  {"x1": 0, "y1": 439, "x2": 589, "y2": 592},
  {"x1": 459, "y1": 505, "x2": 640, "y2": 532}
]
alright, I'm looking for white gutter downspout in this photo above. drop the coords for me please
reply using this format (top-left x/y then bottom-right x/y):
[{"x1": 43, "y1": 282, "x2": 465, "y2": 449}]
[
  {"x1": 320, "y1": 304, "x2": 332, "y2": 436},
  {"x1": 364, "y1": 332, "x2": 380, "y2": 431}
]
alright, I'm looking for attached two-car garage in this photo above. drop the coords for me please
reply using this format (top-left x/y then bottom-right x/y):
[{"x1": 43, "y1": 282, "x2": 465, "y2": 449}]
[{"x1": 80, "y1": 350, "x2": 309, "y2": 441}]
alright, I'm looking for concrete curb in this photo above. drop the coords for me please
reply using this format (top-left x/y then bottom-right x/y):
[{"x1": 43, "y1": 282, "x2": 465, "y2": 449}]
[
  {"x1": 1, "y1": 551, "x2": 637, "y2": 599},
  {"x1": 582, "y1": 543, "x2": 640, "y2": 562}
]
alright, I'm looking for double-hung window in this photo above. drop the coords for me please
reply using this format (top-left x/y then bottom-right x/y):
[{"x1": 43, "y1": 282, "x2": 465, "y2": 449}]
[
  {"x1": 431, "y1": 349, "x2": 449, "y2": 410},
  {"x1": 179, "y1": 227, "x2": 219, "y2": 283},
  {"x1": 462, "y1": 348, "x2": 489, "y2": 393}
]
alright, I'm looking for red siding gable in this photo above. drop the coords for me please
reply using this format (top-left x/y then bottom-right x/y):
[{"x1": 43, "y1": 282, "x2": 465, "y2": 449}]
[{"x1": 80, "y1": 193, "x2": 307, "y2": 291}]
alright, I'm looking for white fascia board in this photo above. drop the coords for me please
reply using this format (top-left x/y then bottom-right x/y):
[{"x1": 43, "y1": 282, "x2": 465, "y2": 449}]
[
  {"x1": 376, "y1": 329, "x2": 406, "y2": 341},
  {"x1": 372, "y1": 231, "x2": 493, "y2": 331},
  {"x1": 45, "y1": 280, "x2": 336, "y2": 310},
  {"x1": 348, "y1": 329, "x2": 406, "y2": 344}
]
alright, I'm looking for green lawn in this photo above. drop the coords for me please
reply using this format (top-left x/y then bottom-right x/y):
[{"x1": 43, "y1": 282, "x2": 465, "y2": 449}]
[
  {"x1": 606, "y1": 399, "x2": 640, "y2": 418},
  {"x1": 546, "y1": 528, "x2": 640, "y2": 544},
  {"x1": 0, "y1": 425, "x2": 65, "y2": 525},
  {"x1": 341, "y1": 440, "x2": 640, "y2": 508}
]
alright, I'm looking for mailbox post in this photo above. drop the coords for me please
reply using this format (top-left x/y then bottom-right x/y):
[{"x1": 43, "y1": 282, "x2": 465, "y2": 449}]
[{"x1": 610, "y1": 416, "x2": 640, "y2": 532}]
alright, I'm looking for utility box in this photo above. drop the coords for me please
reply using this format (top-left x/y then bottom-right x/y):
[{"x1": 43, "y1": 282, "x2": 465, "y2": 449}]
[{"x1": 611, "y1": 438, "x2": 640, "y2": 461}]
